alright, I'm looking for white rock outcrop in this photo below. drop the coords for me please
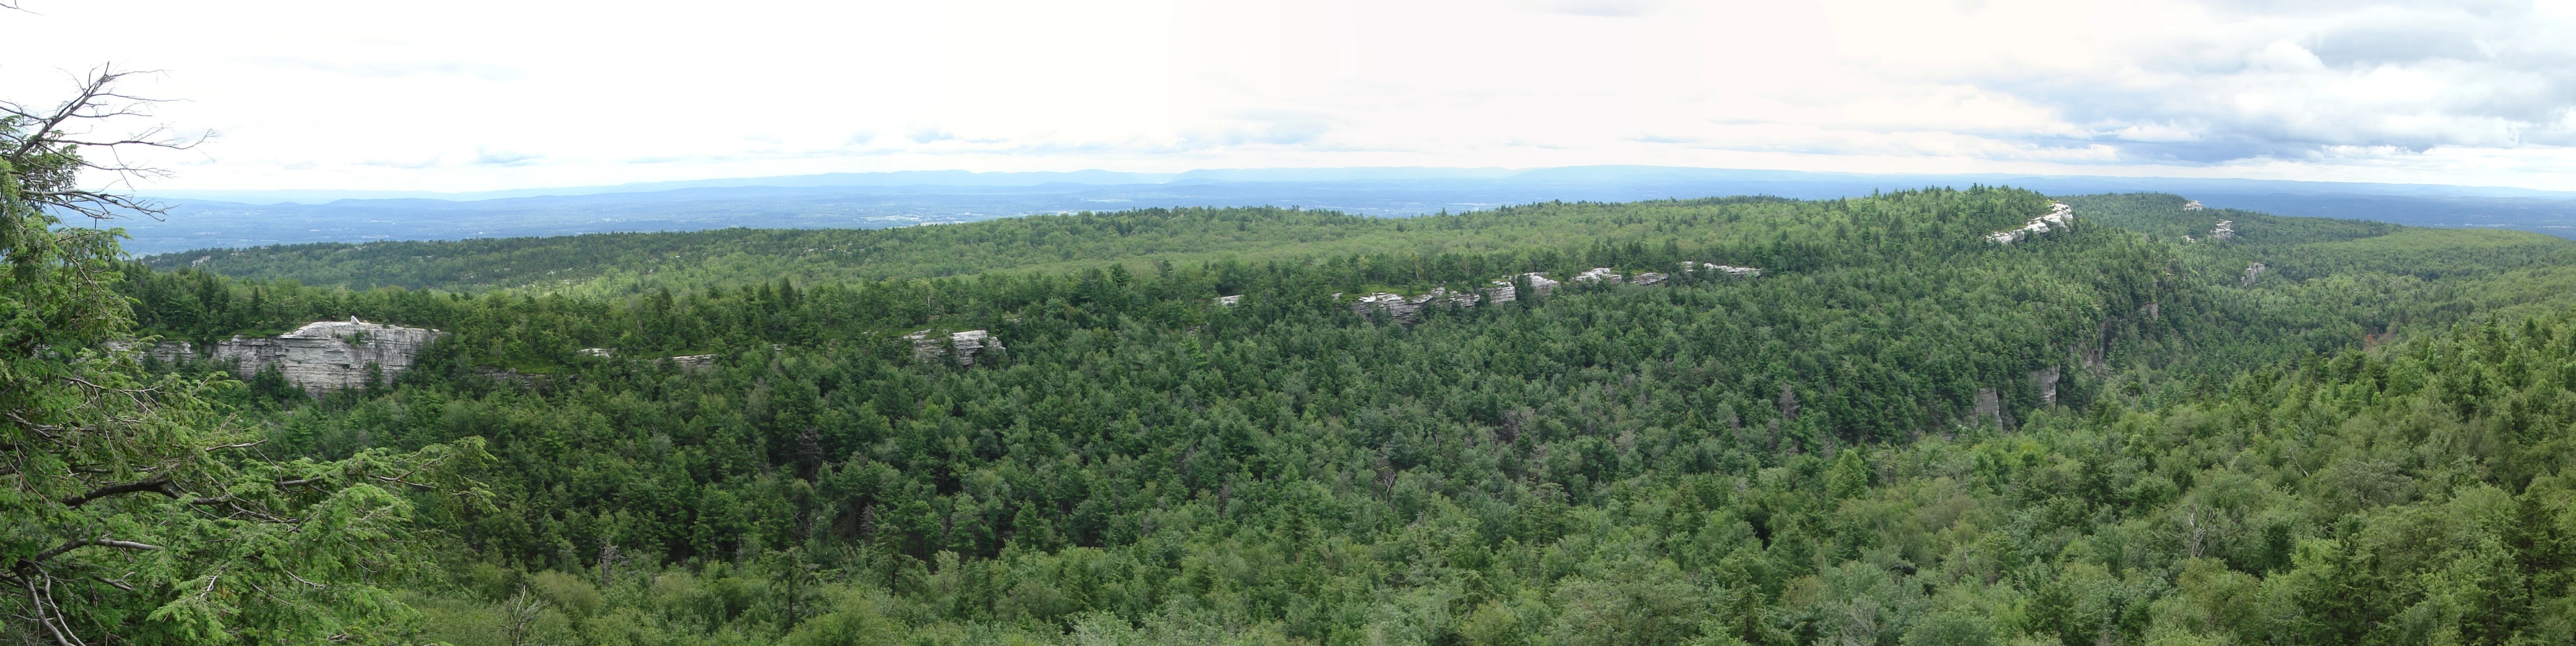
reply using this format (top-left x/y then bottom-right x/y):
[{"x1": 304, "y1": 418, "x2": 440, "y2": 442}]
[
  {"x1": 2242, "y1": 263, "x2": 2265, "y2": 287},
  {"x1": 141, "y1": 341, "x2": 197, "y2": 364},
  {"x1": 906, "y1": 329, "x2": 1003, "y2": 366},
  {"x1": 1518, "y1": 272, "x2": 1561, "y2": 296},
  {"x1": 1987, "y1": 202, "x2": 2076, "y2": 245},
  {"x1": 1629, "y1": 272, "x2": 1669, "y2": 286},
  {"x1": 2209, "y1": 220, "x2": 2236, "y2": 241},
  {"x1": 1481, "y1": 273, "x2": 1560, "y2": 306},
  {"x1": 948, "y1": 330, "x2": 1000, "y2": 366},
  {"x1": 1683, "y1": 262, "x2": 1762, "y2": 278},
  {"x1": 2183, "y1": 200, "x2": 2205, "y2": 211},
  {"x1": 151, "y1": 318, "x2": 443, "y2": 396},
  {"x1": 1571, "y1": 268, "x2": 1624, "y2": 286},
  {"x1": 1351, "y1": 292, "x2": 1414, "y2": 321},
  {"x1": 906, "y1": 331, "x2": 943, "y2": 362},
  {"x1": 1352, "y1": 292, "x2": 1450, "y2": 324},
  {"x1": 1214, "y1": 295, "x2": 1243, "y2": 307},
  {"x1": 1349, "y1": 272, "x2": 1629, "y2": 324}
]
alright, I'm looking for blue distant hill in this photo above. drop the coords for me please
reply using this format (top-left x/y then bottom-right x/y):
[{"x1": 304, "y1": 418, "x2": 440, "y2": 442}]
[{"x1": 122, "y1": 166, "x2": 2576, "y2": 253}]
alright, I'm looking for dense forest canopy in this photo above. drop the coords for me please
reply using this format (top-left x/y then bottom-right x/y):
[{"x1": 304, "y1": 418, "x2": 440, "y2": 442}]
[
  {"x1": 139, "y1": 194, "x2": 2026, "y2": 296},
  {"x1": 22, "y1": 188, "x2": 2576, "y2": 645}
]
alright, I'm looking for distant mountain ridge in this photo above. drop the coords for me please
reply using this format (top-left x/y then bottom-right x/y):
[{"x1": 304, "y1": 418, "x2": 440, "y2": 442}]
[
  {"x1": 117, "y1": 165, "x2": 2576, "y2": 253},
  {"x1": 141, "y1": 165, "x2": 2576, "y2": 205}
]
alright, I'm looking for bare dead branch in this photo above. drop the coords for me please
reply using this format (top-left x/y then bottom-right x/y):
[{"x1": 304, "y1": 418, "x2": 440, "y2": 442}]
[
  {"x1": 3, "y1": 65, "x2": 206, "y2": 223},
  {"x1": 58, "y1": 473, "x2": 180, "y2": 508},
  {"x1": 22, "y1": 573, "x2": 89, "y2": 646},
  {"x1": 30, "y1": 536, "x2": 165, "y2": 563}
]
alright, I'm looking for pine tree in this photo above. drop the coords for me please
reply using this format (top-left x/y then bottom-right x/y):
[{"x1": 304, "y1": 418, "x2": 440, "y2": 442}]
[{"x1": 3, "y1": 68, "x2": 489, "y2": 645}]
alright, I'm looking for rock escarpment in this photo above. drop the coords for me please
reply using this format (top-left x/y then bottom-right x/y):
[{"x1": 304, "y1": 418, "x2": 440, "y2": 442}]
[
  {"x1": 1352, "y1": 274, "x2": 1565, "y2": 324},
  {"x1": 1986, "y1": 202, "x2": 2076, "y2": 245},
  {"x1": 151, "y1": 318, "x2": 443, "y2": 396},
  {"x1": 2031, "y1": 366, "x2": 2061, "y2": 405},
  {"x1": 1683, "y1": 262, "x2": 1761, "y2": 278},
  {"x1": 2182, "y1": 200, "x2": 2205, "y2": 210},
  {"x1": 1350, "y1": 264, "x2": 1756, "y2": 324},
  {"x1": 907, "y1": 329, "x2": 1003, "y2": 366},
  {"x1": 1570, "y1": 268, "x2": 1624, "y2": 286},
  {"x1": 1351, "y1": 289, "x2": 1478, "y2": 325},
  {"x1": 1353, "y1": 281, "x2": 1527, "y2": 325},
  {"x1": 1502, "y1": 273, "x2": 1560, "y2": 300}
]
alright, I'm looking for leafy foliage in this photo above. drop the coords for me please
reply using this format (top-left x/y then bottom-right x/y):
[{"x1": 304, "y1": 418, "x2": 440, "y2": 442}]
[
  {"x1": 104, "y1": 187, "x2": 2576, "y2": 645},
  {"x1": 4, "y1": 73, "x2": 488, "y2": 645}
]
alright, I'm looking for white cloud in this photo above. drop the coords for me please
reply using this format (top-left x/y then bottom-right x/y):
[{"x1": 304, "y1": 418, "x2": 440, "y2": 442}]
[
  {"x1": 1, "y1": 0, "x2": 2572, "y2": 191},
  {"x1": 1972, "y1": 1, "x2": 2576, "y2": 163}
]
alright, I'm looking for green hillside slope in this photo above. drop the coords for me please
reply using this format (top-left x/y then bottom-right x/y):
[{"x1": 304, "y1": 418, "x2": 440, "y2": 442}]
[
  {"x1": 146, "y1": 198, "x2": 1824, "y2": 295},
  {"x1": 91, "y1": 188, "x2": 2576, "y2": 645}
]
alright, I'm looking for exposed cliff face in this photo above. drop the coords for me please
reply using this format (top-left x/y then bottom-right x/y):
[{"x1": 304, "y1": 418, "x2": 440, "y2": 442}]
[
  {"x1": 1987, "y1": 202, "x2": 2076, "y2": 245},
  {"x1": 2031, "y1": 366, "x2": 2061, "y2": 405},
  {"x1": 906, "y1": 329, "x2": 1003, "y2": 366},
  {"x1": 1682, "y1": 262, "x2": 1761, "y2": 278},
  {"x1": 1353, "y1": 283, "x2": 1507, "y2": 323},
  {"x1": 1351, "y1": 290, "x2": 1469, "y2": 325},
  {"x1": 949, "y1": 330, "x2": 999, "y2": 366},
  {"x1": 1516, "y1": 273, "x2": 1560, "y2": 296},
  {"x1": 1351, "y1": 265, "x2": 1754, "y2": 325},
  {"x1": 1355, "y1": 274, "x2": 1552, "y2": 324},
  {"x1": 153, "y1": 319, "x2": 444, "y2": 396},
  {"x1": 1571, "y1": 268, "x2": 1624, "y2": 286}
]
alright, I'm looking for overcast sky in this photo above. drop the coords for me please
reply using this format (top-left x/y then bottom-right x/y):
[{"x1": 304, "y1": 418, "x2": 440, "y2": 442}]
[{"x1": 6, "y1": 0, "x2": 2574, "y2": 192}]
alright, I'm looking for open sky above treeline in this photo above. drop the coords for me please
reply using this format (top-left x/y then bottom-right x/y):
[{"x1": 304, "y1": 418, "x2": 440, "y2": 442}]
[{"x1": 7, "y1": 0, "x2": 2576, "y2": 193}]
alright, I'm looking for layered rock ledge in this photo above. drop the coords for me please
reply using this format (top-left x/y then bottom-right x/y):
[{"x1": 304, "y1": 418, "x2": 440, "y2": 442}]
[
  {"x1": 907, "y1": 329, "x2": 1003, "y2": 366},
  {"x1": 1350, "y1": 264, "x2": 1757, "y2": 324},
  {"x1": 149, "y1": 318, "x2": 443, "y2": 396},
  {"x1": 1987, "y1": 202, "x2": 2076, "y2": 245}
]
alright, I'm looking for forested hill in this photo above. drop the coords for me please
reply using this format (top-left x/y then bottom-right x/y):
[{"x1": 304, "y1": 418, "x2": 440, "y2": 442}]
[
  {"x1": 142, "y1": 192, "x2": 2576, "y2": 299},
  {"x1": 137, "y1": 193, "x2": 2024, "y2": 295},
  {"x1": 95, "y1": 188, "x2": 2576, "y2": 645}
]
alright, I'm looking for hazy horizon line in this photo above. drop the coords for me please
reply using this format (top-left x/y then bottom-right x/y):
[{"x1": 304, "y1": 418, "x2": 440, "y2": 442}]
[{"x1": 136, "y1": 164, "x2": 2576, "y2": 206}]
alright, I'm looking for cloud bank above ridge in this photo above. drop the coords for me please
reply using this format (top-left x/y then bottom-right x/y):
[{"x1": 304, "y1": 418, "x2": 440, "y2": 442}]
[{"x1": 3, "y1": 0, "x2": 2571, "y2": 191}]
